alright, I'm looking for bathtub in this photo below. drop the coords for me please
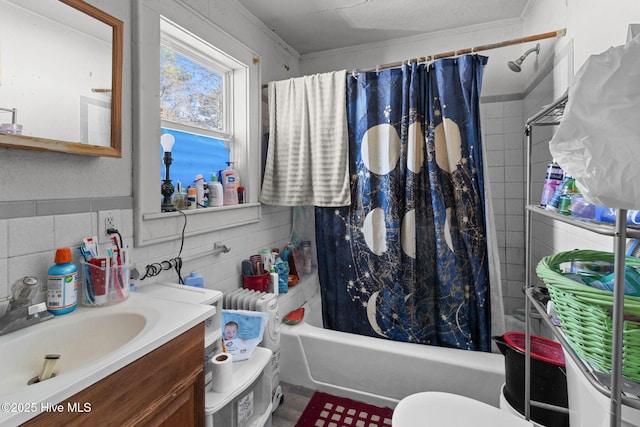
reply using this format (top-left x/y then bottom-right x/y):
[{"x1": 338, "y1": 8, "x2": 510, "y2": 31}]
[{"x1": 277, "y1": 275, "x2": 506, "y2": 409}]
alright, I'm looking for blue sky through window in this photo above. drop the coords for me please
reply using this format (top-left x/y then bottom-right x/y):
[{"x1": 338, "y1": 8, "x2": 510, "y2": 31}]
[{"x1": 161, "y1": 127, "x2": 230, "y2": 191}]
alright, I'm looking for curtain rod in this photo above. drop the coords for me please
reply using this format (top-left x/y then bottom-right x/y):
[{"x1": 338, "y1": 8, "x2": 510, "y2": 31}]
[{"x1": 262, "y1": 28, "x2": 566, "y2": 88}]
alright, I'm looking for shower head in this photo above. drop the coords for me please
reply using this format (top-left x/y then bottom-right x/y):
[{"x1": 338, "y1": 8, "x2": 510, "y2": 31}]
[{"x1": 507, "y1": 43, "x2": 540, "y2": 72}]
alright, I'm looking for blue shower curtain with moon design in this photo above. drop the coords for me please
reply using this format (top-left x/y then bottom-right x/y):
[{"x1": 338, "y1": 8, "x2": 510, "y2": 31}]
[{"x1": 315, "y1": 55, "x2": 491, "y2": 351}]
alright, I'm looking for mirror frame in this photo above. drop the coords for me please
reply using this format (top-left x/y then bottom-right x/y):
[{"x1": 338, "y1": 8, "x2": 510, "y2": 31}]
[{"x1": 0, "y1": 0, "x2": 123, "y2": 157}]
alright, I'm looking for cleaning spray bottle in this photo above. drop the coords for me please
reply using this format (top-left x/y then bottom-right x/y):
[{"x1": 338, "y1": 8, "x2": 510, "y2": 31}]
[{"x1": 221, "y1": 162, "x2": 239, "y2": 205}]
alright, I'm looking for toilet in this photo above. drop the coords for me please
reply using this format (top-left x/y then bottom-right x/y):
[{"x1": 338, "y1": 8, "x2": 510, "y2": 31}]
[{"x1": 392, "y1": 392, "x2": 534, "y2": 426}]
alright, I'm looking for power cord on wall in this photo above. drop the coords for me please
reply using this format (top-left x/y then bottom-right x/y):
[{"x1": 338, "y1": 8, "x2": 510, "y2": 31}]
[{"x1": 139, "y1": 210, "x2": 188, "y2": 284}]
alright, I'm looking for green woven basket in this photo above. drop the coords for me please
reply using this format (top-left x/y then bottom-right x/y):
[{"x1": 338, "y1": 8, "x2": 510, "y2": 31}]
[{"x1": 536, "y1": 249, "x2": 640, "y2": 382}]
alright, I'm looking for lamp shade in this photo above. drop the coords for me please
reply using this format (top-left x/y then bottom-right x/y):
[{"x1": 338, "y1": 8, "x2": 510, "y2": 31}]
[{"x1": 160, "y1": 133, "x2": 175, "y2": 153}]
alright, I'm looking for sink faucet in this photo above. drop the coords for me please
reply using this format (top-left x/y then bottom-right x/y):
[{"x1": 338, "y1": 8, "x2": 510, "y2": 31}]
[{"x1": 0, "y1": 277, "x2": 54, "y2": 336}]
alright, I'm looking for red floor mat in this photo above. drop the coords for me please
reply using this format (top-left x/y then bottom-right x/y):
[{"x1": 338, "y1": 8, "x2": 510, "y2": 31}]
[{"x1": 295, "y1": 391, "x2": 393, "y2": 427}]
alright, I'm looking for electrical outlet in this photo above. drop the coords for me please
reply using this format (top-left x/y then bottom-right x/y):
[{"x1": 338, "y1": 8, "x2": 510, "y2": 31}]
[{"x1": 98, "y1": 210, "x2": 122, "y2": 244}]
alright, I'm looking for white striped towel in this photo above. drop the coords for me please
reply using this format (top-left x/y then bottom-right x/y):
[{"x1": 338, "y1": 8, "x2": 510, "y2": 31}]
[{"x1": 260, "y1": 70, "x2": 351, "y2": 207}]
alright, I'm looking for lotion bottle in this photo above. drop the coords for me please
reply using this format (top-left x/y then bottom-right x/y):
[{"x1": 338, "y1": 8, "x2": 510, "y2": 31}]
[
  {"x1": 221, "y1": 162, "x2": 239, "y2": 205},
  {"x1": 209, "y1": 174, "x2": 224, "y2": 207}
]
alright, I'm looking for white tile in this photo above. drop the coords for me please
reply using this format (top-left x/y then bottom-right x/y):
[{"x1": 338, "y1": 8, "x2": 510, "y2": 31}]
[
  {"x1": 503, "y1": 101, "x2": 523, "y2": 118},
  {"x1": 506, "y1": 263, "x2": 525, "y2": 282},
  {"x1": 54, "y1": 213, "x2": 92, "y2": 248},
  {"x1": 490, "y1": 182, "x2": 505, "y2": 199},
  {"x1": 7, "y1": 252, "x2": 51, "y2": 295},
  {"x1": 506, "y1": 230, "x2": 525, "y2": 247},
  {"x1": 504, "y1": 132, "x2": 524, "y2": 149},
  {"x1": 488, "y1": 167, "x2": 504, "y2": 184},
  {"x1": 0, "y1": 258, "x2": 7, "y2": 299},
  {"x1": 0, "y1": 220, "x2": 6, "y2": 259},
  {"x1": 8, "y1": 216, "x2": 54, "y2": 257},
  {"x1": 492, "y1": 214, "x2": 506, "y2": 232},
  {"x1": 505, "y1": 199, "x2": 524, "y2": 215},
  {"x1": 504, "y1": 166, "x2": 524, "y2": 183},
  {"x1": 506, "y1": 247, "x2": 525, "y2": 264},
  {"x1": 504, "y1": 116, "x2": 524, "y2": 134},
  {"x1": 485, "y1": 150, "x2": 504, "y2": 168},
  {"x1": 481, "y1": 102, "x2": 503, "y2": 119},
  {"x1": 483, "y1": 117, "x2": 503, "y2": 135},
  {"x1": 504, "y1": 182, "x2": 524, "y2": 199},
  {"x1": 483, "y1": 134, "x2": 505, "y2": 151},
  {"x1": 504, "y1": 149, "x2": 523, "y2": 167},
  {"x1": 506, "y1": 215, "x2": 524, "y2": 233}
]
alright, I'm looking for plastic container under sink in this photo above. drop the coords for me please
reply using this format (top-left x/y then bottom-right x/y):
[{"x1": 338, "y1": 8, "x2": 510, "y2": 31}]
[
  {"x1": 563, "y1": 349, "x2": 640, "y2": 427},
  {"x1": 493, "y1": 332, "x2": 569, "y2": 427}
]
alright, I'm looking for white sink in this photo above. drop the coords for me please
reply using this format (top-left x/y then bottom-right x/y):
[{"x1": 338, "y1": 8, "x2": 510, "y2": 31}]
[
  {"x1": 0, "y1": 291, "x2": 214, "y2": 425},
  {"x1": 0, "y1": 312, "x2": 146, "y2": 395}
]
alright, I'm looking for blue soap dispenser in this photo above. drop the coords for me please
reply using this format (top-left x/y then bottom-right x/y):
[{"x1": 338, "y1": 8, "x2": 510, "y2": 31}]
[{"x1": 184, "y1": 271, "x2": 204, "y2": 288}]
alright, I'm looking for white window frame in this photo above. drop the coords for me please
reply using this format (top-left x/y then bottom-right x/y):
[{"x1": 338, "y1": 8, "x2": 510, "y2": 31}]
[{"x1": 133, "y1": 0, "x2": 261, "y2": 246}]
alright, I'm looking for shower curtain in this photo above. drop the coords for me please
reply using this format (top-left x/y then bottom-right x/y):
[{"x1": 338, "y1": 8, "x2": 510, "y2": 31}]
[{"x1": 315, "y1": 56, "x2": 492, "y2": 351}]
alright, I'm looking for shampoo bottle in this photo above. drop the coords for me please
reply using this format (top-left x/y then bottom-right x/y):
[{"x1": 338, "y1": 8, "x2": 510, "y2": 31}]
[
  {"x1": 209, "y1": 174, "x2": 224, "y2": 207},
  {"x1": 187, "y1": 187, "x2": 197, "y2": 210},
  {"x1": 47, "y1": 248, "x2": 78, "y2": 315},
  {"x1": 194, "y1": 174, "x2": 205, "y2": 208},
  {"x1": 184, "y1": 271, "x2": 204, "y2": 288},
  {"x1": 268, "y1": 267, "x2": 279, "y2": 295},
  {"x1": 221, "y1": 162, "x2": 239, "y2": 205}
]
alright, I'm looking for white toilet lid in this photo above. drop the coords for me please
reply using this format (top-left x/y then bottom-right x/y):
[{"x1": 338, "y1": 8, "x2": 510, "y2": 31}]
[{"x1": 392, "y1": 392, "x2": 534, "y2": 426}]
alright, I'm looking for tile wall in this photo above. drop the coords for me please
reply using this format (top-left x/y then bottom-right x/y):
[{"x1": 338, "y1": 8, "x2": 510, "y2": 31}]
[
  {"x1": 0, "y1": 204, "x2": 293, "y2": 312},
  {"x1": 481, "y1": 98, "x2": 526, "y2": 317}
]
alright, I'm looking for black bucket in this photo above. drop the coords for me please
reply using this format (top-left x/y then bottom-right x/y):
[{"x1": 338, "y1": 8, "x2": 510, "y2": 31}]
[{"x1": 493, "y1": 332, "x2": 569, "y2": 427}]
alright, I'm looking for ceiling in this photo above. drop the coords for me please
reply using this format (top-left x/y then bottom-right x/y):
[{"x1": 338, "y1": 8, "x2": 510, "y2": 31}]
[{"x1": 236, "y1": 0, "x2": 530, "y2": 55}]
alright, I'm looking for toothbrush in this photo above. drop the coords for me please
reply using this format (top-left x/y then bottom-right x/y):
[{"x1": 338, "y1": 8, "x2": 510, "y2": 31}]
[{"x1": 107, "y1": 249, "x2": 125, "y2": 299}]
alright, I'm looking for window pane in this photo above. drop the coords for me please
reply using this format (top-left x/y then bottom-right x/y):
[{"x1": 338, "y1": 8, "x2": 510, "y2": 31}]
[
  {"x1": 161, "y1": 127, "x2": 230, "y2": 189},
  {"x1": 160, "y1": 46, "x2": 224, "y2": 132}
]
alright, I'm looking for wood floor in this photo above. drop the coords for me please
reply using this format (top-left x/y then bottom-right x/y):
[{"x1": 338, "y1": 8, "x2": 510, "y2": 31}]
[{"x1": 271, "y1": 383, "x2": 315, "y2": 427}]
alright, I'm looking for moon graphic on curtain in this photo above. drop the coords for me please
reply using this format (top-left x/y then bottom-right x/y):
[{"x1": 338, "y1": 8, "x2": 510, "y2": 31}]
[
  {"x1": 361, "y1": 123, "x2": 402, "y2": 175},
  {"x1": 366, "y1": 291, "x2": 386, "y2": 336},
  {"x1": 407, "y1": 121, "x2": 424, "y2": 173},
  {"x1": 401, "y1": 209, "x2": 416, "y2": 258},
  {"x1": 362, "y1": 207, "x2": 388, "y2": 256},
  {"x1": 434, "y1": 117, "x2": 462, "y2": 172},
  {"x1": 444, "y1": 207, "x2": 455, "y2": 252}
]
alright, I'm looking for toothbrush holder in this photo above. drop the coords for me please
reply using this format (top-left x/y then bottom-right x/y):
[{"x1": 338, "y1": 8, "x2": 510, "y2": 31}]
[{"x1": 80, "y1": 260, "x2": 131, "y2": 307}]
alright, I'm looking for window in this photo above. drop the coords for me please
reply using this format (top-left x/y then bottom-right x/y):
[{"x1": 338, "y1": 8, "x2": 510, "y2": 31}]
[
  {"x1": 160, "y1": 20, "x2": 232, "y2": 188},
  {"x1": 133, "y1": 2, "x2": 261, "y2": 246}
]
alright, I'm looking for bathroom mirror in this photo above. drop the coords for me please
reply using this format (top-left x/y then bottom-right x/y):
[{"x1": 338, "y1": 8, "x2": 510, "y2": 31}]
[{"x1": 0, "y1": 0, "x2": 123, "y2": 157}]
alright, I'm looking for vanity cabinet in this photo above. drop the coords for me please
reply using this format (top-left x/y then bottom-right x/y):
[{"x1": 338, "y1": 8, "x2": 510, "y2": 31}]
[{"x1": 24, "y1": 323, "x2": 205, "y2": 426}]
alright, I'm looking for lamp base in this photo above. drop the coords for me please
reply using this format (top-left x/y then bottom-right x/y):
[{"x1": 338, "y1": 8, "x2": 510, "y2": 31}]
[{"x1": 161, "y1": 202, "x2": 177, "y2": 213}]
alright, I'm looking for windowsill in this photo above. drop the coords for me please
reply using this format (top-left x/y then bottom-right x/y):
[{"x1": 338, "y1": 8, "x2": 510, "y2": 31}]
[{"x1": 137, "y1": 202, "x2": 261, "y2": 246}]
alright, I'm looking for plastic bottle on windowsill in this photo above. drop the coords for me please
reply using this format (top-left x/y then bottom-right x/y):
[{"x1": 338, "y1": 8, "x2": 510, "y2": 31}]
[
  {"x1": 208, "y1": 174, "x2": 224, "y2": 207},
  {"x1": 221, "y1": 162, "x2": 239, "y2": 205}
]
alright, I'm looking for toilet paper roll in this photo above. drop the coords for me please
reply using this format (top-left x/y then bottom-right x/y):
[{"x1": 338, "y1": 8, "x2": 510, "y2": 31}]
[{"x1": 211, "y1": 353, "x2": 233, "y2": 393}]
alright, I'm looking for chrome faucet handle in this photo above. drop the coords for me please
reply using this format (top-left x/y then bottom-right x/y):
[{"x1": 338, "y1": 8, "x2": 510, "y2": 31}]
[{"x1": 28, "y1": 302, "x2": 48, "y2": 316}]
